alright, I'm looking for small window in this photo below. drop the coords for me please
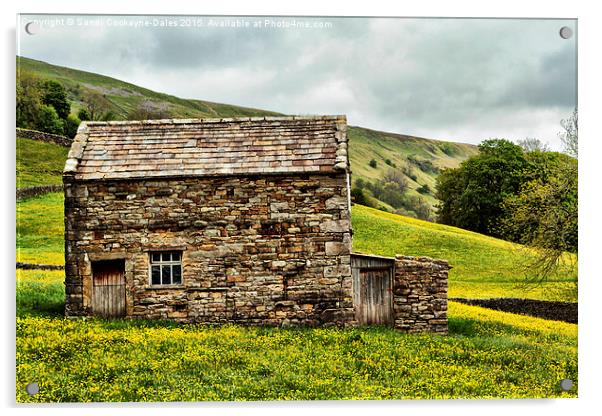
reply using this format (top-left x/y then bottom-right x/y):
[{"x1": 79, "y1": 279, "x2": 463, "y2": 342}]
[{"x1": 149, "y1": 251, "x2": 183, "y2": 286}]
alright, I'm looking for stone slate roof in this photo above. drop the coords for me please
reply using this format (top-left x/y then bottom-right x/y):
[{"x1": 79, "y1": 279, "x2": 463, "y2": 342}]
[{"x1": 64, "y1": 115, "x2": 348, "y2": 181}]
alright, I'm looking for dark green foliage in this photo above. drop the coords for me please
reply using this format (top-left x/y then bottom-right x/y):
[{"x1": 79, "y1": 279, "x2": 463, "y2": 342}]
[
  {"x1": 369, "y1": 159, "x2": 377, "y2": 169},
  {"x1": 384, "y1": 158, "x2": 396, "y2": 167},
  {"x1": 351, "y1": 187, "x2": 370, "y2": 206},
  {"x1": 439, "y1": 142, "x2": 456, "y2": 156},
  {"x1": 354, "y1": 178, "x2": 366, "y2": 189},
  {"x1": 417, "y1": 184, "x2": 431, "y2": 195},
  {"x1": 16, "y1": 72, "x2": 43, "y2": 130},
  {"x1": 435, "y1": 139, "x2": 529, "y2": 236},
  {"x1": 77, "y1": 108, "x2": 90, "y2": 121},
  {"x1": 499, "y1": 154, "x2": 577, "y2": 281},
  {"x1": 37, "y1": 106, "x2": 64, "y2": 135},
  {"x1": 40, "y1": 80, "x2": 70, "y2": 119},
  {"x1": 407, "y1": 155, "x2": 440, "y2": 174},
  {"x1": 63, "y1": 114, "x2": 81, "y2": 139}
]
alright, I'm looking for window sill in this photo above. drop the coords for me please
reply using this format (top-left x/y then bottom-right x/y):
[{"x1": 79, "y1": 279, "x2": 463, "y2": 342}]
[{"x1": 145, "y1": 285, "x2": 186, "y2": 290}]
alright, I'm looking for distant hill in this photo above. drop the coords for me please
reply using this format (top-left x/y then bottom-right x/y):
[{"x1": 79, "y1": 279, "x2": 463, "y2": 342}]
[{"x1": 17, "y1": 56, "x2": 479, "y2": 218}]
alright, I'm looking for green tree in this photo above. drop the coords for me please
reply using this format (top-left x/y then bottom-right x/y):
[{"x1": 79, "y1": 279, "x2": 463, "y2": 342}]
[
  {"x1": 435, "y1": 139, "x2": 529, "y2": 236},
  {"x1": 351, "y1": 187, "x2": 370, "y2": 206},
  {"x1": 16, "y1": 71, "x2": 43, "y2": 129},
  {"x1": 40, "y1": 80, "x2": 70, "y2": 119},
  {"x1": 36, "y1": 105, "x2": 64, "y2": 135},
  {"x1": 369, "y1": 159, "x2": 377, "y2": 169},
  {"x1": 77, "y1": 108, "x2": 91, "y2": 121},
  {"x1": 63, "y1": 114, "x2": 82, "y2": 138},
  {"x1": 499, "y1": 154, "x2": 577, "y2": 282}
]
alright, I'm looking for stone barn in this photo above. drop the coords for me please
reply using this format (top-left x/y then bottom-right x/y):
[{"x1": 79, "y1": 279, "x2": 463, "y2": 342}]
[{"x1": 63, "y1": 115, "x2": 448, "y2": 333}]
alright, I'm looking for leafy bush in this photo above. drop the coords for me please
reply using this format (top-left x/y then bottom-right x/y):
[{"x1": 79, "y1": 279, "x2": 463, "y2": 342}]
[
  {"x1": 36, "y1": 105, "x2": 64, "y2": 135},
  {"x1": 417, "y1": 184, "x2": 431, "y2": 195},
  {"x1": 384, "y1": 158, "x2": 396, "y2": 167},
  {"x1": 369, "y1": 159, "x2": 377, "y2": 169},
  {"x1": 439, "y1": 142, "x2": 456, "y2": 156},
  {"x1": 350, "y1": 187, "x2": 370, "y2": 206},
  {"x1": 354, "y1": 178, "x2": 365, "y2": 189},
  {"x1": 77, "y1": 108, "x2": 91, "y2": 121},
  {"x1": 63, "y1": 114, "x2": 81, "y2": 139},
  {"x1": 407, "y1": 155, "x2": 439, "y2": 174},
  {"x1": 41, "y1": 80, "x2": 70, "y2": 119}
]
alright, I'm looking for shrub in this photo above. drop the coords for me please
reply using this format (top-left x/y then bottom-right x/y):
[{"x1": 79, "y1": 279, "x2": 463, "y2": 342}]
[
  {"x1": 385, "y1": 159, "x2": 396, "y2": 167},
  {"x1": 417, "y1": 184, "x2": 431, "y2": 195},
  {"x1": 77, "y1": 108, "x2": 91, "y2": 121},
  {"x1": 36, "y1": 105, "x2": 64, "y2": 135},
  {"x1": 63, "y1": 114, "x2": 81, "y2": 139},
  {"x1": 401, "y1": 163, "x2": 418, "y2": 182},
  {"x1": 407, "y1": 155, "x2": 439, "y2": 174},
  {"x1": 440, "y1": 142, "x2": 456, "y2": 156},
  {"x1": 369, "y1": 159, "x2": 377, "y2": 169},
  {"x1": 354, "y1": 178, "x2": 366, "y2": 189},
  {"x1": 350, "y1": 187, "x2": 370, "y2": 206}
]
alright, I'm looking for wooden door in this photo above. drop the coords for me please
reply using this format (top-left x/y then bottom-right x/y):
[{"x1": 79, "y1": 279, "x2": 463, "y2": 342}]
[
  {"x1": 355, "y1": 267, "x2": 393, "y2": 325},
  {"x1": 92, "y1": 260, "x2": 126, "y2": 318}
]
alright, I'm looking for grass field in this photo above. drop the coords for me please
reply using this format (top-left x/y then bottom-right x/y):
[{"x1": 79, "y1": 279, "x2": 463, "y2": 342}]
[
  {"x1": 16, "y1": 137, "x2": 69, "y2": 189},
  {"x1": 15, "y1": 299, "x2": 577, "y2": 402}
]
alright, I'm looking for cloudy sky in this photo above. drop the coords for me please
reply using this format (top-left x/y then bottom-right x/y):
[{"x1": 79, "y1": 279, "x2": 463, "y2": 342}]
[{"x1": 19, "y1": 15, "x2": 576, "y2": 149}]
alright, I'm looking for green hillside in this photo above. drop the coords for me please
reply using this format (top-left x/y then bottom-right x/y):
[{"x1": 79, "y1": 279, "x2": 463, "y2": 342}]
[
  {"x1": 18, "y1": 56, "x2": 282, "y2": 120},
  {"x1": 17, "y1": 56, "x2": 479, "y2": 217},
  {"x1": 348, "y1": 127, "x2": 479, "y2": 216},
  {"x1": 16, "y1": 137, "x2": 68, "y2": 188}
]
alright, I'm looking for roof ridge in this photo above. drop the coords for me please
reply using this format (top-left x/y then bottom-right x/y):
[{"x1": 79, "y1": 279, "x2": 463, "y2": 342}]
[{"x1": 84, "y1": 115, "x2": 347, "y2": 127}]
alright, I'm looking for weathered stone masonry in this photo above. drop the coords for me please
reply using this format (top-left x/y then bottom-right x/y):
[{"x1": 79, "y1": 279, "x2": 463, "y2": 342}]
[
  {"x1": 64, "y1": 174, "x2": 353, "y2": 325},
  {"x1": 393, "y1": 256, "x2": 449, "y2": 334}
]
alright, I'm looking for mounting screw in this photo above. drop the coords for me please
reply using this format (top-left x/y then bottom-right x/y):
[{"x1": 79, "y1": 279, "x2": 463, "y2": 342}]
[
  {"x1": 559, "y1": 379, "x2": 573, "y2": 391},
  {"x1": 25, "y1": 382, "x2": 39, "y2": 396}
]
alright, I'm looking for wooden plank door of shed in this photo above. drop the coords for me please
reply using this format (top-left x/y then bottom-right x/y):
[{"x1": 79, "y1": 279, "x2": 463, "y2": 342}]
[
  {"x1": 92, "y1": 260, "x2": 126, "y2": 318},
  {"x1": 355, "y1": 267, "x2": 394, "y2": 325}
]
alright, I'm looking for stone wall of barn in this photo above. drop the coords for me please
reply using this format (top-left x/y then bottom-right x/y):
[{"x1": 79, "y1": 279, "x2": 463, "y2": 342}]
[
  {"x1": 393, "y1": 256, "x2": 449, "y2": 334},
  {"x1": 64, "y1": 173, "x2": 354, "y2": 326}
]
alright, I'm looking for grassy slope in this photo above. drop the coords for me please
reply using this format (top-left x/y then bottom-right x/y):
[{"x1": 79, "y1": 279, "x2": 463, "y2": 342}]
[
  {"x1": 16, "y1": 137, "x2": 69, "y2": 188},
  {"x1": 352, "y1": 204, "x2": 577, "y2": 302},
  {"x1": 18, "y1": 56, "x2": 477, "y2": 215},
  {"x1": 348, "y1": 127, "x2": 479, "y2": 211},
  {"x1": 18, "y1": 56, "x2": 283, "y2": 120}
]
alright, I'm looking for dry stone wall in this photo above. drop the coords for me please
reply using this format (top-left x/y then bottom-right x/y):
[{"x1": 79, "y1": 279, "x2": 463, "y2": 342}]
[
  {"x1": 393, "y1": 255, "x2": 449, "y2": 334},
  {"x1": 16, "y1": 128, "x2": 72, "y2": 147},
  {"x1": 64, "y1": 173, "x2": 354, "y2": 326}
]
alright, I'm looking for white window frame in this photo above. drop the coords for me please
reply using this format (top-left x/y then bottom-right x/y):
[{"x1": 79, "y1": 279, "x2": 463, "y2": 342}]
[{"x1": 148, "y1": 251, "x2": 183, "y2": 286}]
